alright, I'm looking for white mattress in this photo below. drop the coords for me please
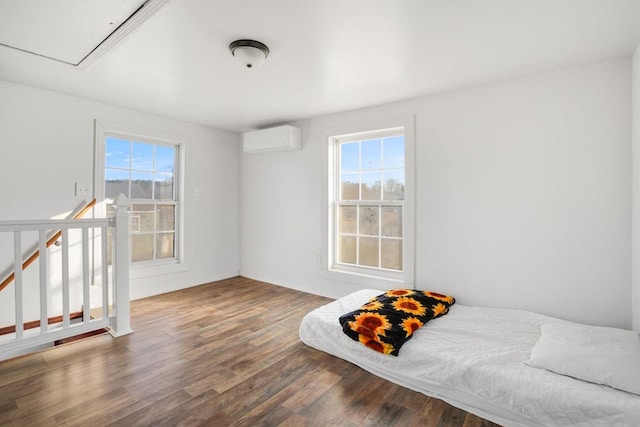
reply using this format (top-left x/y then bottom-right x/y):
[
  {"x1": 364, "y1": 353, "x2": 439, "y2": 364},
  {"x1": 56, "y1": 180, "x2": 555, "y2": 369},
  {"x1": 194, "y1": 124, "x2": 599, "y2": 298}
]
[{"x1": 299, "y1": 289, "x2": 640, "y2": 427}]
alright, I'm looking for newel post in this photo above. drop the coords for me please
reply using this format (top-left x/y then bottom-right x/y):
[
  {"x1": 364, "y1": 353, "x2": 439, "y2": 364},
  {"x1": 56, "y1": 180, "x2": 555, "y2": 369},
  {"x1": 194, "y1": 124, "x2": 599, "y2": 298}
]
[{"x1": 111, "y1": 193, "x2": 133, "y2": 337}]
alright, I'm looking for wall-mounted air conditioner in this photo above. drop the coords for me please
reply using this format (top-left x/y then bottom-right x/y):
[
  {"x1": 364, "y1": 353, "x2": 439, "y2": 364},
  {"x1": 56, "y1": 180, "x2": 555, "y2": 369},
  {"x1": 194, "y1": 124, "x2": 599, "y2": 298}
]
[{"x1": 243, "y1": 125, "x2": 302, "y2": 153}]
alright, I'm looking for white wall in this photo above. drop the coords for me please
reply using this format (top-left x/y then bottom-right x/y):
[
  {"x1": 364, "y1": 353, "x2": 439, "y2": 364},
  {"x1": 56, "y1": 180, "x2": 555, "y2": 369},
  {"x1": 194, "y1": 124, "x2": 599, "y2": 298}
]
[
  {"x1": 241, "y1": 59, "x2": 632, "y2": 329},
  {"x1": 0, "y1": 80, "x2": 241, "y2": 308},
  {"x1": 633, "y1": 47, "x2": 640, "y2": 331}
]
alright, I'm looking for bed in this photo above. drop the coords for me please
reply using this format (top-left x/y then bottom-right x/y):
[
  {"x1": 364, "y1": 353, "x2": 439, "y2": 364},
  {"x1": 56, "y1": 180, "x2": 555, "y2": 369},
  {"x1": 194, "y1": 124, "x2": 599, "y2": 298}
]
[{"x1": 299, "y1": 289, "x2": 640, "y2": 427}]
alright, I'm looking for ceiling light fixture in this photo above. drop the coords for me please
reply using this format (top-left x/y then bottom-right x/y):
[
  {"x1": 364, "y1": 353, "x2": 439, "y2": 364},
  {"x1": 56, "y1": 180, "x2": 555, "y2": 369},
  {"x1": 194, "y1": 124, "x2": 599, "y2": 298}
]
[{"x1": 229, "y1": 39, "x2": 269, "y2": 69}]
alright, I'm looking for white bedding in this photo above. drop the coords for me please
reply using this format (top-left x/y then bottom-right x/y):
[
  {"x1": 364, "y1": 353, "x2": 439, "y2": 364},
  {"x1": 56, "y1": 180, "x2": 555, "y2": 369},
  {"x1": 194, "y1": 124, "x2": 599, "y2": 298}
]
[{"x1": 299, "y1": 289, "x2": 640, "y2": 427}]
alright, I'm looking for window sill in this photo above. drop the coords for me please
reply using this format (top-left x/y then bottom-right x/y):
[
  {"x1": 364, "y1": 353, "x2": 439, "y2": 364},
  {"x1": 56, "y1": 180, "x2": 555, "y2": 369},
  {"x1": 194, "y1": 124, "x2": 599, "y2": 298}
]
[
  {"x1": 130, "y1": 261, "x2": 189, "y2": 279},
  {"x1": 321, "y1": 265, "x2": 410, "y2": 289}
]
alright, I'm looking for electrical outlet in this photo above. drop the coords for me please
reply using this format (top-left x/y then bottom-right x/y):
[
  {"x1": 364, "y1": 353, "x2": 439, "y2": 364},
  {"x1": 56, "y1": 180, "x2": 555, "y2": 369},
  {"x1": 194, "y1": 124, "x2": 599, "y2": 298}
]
[{"x1": 75, "y1": 182, "x2": 90, "y2": 196}]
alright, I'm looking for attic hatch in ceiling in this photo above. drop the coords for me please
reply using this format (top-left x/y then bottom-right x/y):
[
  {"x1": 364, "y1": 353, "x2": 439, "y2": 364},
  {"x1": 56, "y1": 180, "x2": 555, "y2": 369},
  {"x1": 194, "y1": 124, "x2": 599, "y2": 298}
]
[{"x1": 0, "y1": 0, "x2": 167, "y2": 68}]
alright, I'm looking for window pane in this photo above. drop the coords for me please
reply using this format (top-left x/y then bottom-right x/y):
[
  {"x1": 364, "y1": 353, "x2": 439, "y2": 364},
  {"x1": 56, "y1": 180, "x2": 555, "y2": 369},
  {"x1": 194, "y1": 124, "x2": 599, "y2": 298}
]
[
  {"x1": 340, "y1": 142, "x2": 359, "y2": 171},
  {"x1": 339, "y1": 206, "x2": 356, "y2": 234},
  {"x1": 156, "y1": 232, "x2": 175, "y2": 259},
  {"x1": 157, "y1": 205, "x2": 175, "y2": 232},
  {"x1": 383, "y1": 169, "x2": 404, "y2": 200},
  {"x1": 131, "y1": 171, "x2": 154, "y2": 199},
  {"x1": 155, "y1": 173, "x2": 174, "y2": 200},
  {"x1": 338, "y1": 235, "x2": 357, "y2": 264},
  {"x1": 359, "y1": 206, "x2": 379, "y2": 236},
  {"x1": 341, "y1": 173, "x2": 359, "y2": 200},
  {"x1": 383, "y1": 136, "x2": 404, "y2": 168},
  {"x1": 361, "y1": 172, "x2": 381, "y2": 200},
  {"x1": 359, "y1": 236, "x2": 379, "y2": 267},
  {"x1": 381, "y1": 206, "x2": 402, "y2": 237},
  {"x1": 156, "y1": 145, "x2": 175, "y2": 174},
  {"x1": 132, "y1": 142, "x2": 154, "y2": 172},
  {"x1": 131, "y1": 234, "x2": 154, "y2": 262},
  {"x1": 361, "y1": 139, "x2": 381, "y2": 170},
  {"x1": 381, "y1": 238, "x2": 402, "y2": 270},
  {"x1": 105, "y1": 168, "x2": 130, "y2": 199},
  {"x1": 105, "y1": 137, "x2": 130, "y2": 169},
  {"x1": 130, "y1": 204, "x2": 155, "y2": 233}
]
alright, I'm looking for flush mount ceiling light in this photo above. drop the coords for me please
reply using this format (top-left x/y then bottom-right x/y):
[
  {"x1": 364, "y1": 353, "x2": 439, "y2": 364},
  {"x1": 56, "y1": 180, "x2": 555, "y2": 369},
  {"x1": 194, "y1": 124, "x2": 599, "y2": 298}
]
[{"x1": 229, "y1": 39, "x2": 269, "y2": 69}]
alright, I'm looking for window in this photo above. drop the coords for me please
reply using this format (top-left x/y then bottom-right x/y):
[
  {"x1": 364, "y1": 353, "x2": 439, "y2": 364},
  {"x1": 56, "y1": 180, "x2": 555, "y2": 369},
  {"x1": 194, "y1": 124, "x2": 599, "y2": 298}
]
[
  {"x1": 327, "y1": 119, "x2": 414, "y2": 284},
  {"x1": 95, "y1": 120, "x2": 183, "y2": 267}
]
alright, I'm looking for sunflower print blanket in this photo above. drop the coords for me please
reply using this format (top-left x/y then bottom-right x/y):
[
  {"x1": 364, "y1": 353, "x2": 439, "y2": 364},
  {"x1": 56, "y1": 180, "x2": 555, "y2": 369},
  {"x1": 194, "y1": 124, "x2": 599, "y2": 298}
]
[{"x1": 338, "y1": 289, "x2": 455, "y2": 356}]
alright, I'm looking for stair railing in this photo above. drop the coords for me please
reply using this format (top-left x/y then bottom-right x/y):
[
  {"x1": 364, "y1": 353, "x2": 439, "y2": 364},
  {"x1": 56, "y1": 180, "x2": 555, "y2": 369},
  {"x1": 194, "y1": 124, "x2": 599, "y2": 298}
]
[
  {"x1": 0, "y1": 199, "x2": 97, "y2": 293},
  {"x1": 0, "y1": 194, "x2": 132, "y2": 360}
]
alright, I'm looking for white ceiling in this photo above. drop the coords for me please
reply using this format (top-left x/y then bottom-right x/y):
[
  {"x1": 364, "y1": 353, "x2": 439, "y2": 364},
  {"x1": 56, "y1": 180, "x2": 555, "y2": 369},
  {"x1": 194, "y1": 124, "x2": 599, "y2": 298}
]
[
  {"x1": 0, "y1": 0, "x2": 146, "y2": 65},
  {"x1": 1, "y1": 0, "x2": 640, "y2": 132}
]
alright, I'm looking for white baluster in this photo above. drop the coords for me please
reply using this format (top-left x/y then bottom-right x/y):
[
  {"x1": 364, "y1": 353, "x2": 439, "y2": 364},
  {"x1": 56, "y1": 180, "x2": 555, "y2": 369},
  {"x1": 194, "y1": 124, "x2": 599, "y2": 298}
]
[
  {"x1": 101, "y1": 226, "x2": 109, "y2": 321},
  {"x1": 82, "y1": 227, "x2": 90, "y2": 325},
  {"x1": 62, "y1": 229, "x2": 70, "y2": 329},
  {"x1": 14, "y1": 231, "x2": 23, "y2": 339},
  {"x1": 39, "y1": 230, "x2": 48, "y2": 334}
]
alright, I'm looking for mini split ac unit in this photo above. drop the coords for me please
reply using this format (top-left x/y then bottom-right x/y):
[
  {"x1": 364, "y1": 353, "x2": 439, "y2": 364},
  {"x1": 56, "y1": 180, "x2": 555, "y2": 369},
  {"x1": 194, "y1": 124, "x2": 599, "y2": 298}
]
[{"x1": 243, "y1": 125, "x2": 302, "y2": 153}]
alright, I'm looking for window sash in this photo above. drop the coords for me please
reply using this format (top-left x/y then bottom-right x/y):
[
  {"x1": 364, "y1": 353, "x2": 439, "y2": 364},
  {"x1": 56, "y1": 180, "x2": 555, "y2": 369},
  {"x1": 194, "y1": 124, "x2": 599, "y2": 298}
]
[
  {"x1": 104, "y1": 141, "x2": 179, "y2": 264},
  {"x1": 129, "y1": 201, "x2": 177, "y2": 263},
  {"x1": 96, "y1": 120, "x2": 183, "y2": 268},
  {"x1": 106, "y1": 200, "x2": 178, "y2": 264},
  {"x1": 331, "y1": 128, "x2": 405, "y2": 279},
  {"x1": 334, "y1": 201, "x2": 404, "y2": 273}
]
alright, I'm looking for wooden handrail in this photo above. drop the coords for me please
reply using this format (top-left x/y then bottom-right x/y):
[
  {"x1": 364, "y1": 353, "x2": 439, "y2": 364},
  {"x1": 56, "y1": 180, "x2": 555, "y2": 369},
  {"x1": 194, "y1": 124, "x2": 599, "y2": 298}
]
[
  {"x1": 0, "y1": 199, "x2": 97, "y2": 293},
  {"x1": 0, "y1": 311, "x2": 84, "y2": 336}
]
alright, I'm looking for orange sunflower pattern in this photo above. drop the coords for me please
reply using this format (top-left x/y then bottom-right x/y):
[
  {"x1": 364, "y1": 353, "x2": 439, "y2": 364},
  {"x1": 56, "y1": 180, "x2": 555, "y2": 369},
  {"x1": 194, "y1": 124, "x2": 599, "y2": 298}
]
[{"x1": 339, "y1": 289, "x2": 455, "y2": 356}]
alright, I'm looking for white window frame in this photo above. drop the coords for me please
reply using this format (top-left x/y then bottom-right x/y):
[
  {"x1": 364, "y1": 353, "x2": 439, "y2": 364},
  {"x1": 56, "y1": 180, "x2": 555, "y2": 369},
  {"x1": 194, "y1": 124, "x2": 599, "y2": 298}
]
[
  {"x1": 322, "y1": 116, "x2": 415, "y2": 288},
  {"x1": 94, "y1": 119, "x2": 187, "y2": 278}
]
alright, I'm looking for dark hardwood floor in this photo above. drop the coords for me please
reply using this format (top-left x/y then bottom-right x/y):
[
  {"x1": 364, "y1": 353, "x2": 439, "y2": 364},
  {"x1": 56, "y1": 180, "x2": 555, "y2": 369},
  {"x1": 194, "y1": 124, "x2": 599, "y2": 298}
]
[{"x1": 0, "y1": 277, "x2": 499, "y2": 426}]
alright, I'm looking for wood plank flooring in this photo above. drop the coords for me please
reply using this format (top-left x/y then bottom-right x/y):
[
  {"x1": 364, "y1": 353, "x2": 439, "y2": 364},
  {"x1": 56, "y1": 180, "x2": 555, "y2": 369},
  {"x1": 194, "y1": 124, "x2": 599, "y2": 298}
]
[{"x1": 0, "y1": 277, "x2": 500, "y2": 426}]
